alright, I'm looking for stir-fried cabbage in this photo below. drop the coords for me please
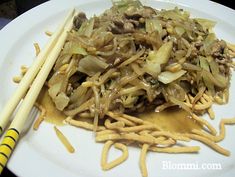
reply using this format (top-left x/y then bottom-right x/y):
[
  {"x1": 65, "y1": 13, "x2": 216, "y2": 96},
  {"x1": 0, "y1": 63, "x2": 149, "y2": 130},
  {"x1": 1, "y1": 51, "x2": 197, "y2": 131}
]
[{"x1": 46, "y1": 0, "x2": 234, "y2": 117}]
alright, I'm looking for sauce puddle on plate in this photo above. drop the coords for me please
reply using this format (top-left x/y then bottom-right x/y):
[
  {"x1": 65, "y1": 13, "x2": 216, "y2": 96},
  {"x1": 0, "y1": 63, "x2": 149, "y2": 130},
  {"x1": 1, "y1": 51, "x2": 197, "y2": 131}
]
[
  {"x1": 138, "y1": 108, "x2": 202, "y2": 133},
  {"x1": 37, "y1": 87, "x2": 202, "y2": 133}
]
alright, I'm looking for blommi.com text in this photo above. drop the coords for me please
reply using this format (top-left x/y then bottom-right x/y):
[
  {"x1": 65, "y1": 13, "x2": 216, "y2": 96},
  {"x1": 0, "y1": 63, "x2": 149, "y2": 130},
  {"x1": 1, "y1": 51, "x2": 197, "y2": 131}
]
[{"x1": 162, "y1": 161, "x2": 222, "y2": 170}]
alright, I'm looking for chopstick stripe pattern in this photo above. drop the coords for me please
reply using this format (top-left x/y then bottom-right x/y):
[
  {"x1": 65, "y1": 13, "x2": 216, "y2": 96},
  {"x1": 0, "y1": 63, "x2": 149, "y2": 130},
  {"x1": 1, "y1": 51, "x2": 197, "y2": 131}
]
[
  {"x1": 0, "y1": 144, "x2": 13, "y2": 151},
  {"x1": 0, "y1": 152, "x2": 8, "y2": 160},
  {"x1": 0, "y1": 153, "x2": 8, "y2": 167},
  {"x1": 0, "y1": 145, "x2": 11, "y2": 157},
  {"x1": 0, "y1": 128, "x2": 19, "y2": 173},
  {"x1": 4, "y1": 136, "x2": 16, "y2": 142},
  {"x1": 7, "y1": 128, "x2": 19, "y2": 135}
]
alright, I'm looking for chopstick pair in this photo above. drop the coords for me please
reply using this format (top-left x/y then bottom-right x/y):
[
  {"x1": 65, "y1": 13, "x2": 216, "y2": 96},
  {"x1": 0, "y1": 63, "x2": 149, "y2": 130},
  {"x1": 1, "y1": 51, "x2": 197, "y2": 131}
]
[{"x1": 0, "y1": 8, "x2": 77, "y2": 174}]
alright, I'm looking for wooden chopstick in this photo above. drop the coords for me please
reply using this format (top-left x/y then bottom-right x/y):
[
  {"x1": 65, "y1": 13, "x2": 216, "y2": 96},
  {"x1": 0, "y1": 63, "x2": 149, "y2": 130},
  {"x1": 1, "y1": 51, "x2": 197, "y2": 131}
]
[
  {"x1": 0, "y1": 9, "x2": 76, "y2": 174},
  {"x1": 0, "y1": 8, "x2": 75, "y2": 136}
]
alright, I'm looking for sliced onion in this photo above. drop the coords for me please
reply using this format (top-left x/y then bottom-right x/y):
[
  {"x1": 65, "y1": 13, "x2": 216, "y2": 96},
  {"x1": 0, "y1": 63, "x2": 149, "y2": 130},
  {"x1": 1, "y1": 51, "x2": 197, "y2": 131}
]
[
  {"x1": 147, "y1": 41, "x2": 173, "y2": 64},
  {"x1": 78, "y1": 18, "x2": 95, "y2": 37},
  {"x1": 145, "y1": 19, "x2": 162, "y2": 34},
  {"x1": 202, "y1": 70, "x2": 228, "y2": 88},
  {"x1": 199, "y1": 57, "x2": 215, "y2": 92},
  {"x1": 194, "y1": 18, "x2": 216, "y2": 32},
  {"x1": 203, "y1": 33, "x2": 216, "y2": 55},
  {"x1": 158, "y1": 70, "x2": 187, "y2": 84},
  {"x1": 54, "y1": 92, "x2": 70, "y2": 111},
  {"x1": 182, "y1": 63, "x2": 202, "y2": 71},
  {"x1": 78, "y1": 55, "x2": 109, "y2": 76},
  {"x1": 63, "y1": 42, "x2": 87, "y2": 55},
  {"x1": 175, "y1": 26, "x2": 185, "y2": 36}
]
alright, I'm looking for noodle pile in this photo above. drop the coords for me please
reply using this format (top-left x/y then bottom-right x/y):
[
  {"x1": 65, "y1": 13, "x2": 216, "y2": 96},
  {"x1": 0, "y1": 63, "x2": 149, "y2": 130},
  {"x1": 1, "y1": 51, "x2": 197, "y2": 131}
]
[{"x1": 15, "y1": 0, "x2": 235, "y2": 176}]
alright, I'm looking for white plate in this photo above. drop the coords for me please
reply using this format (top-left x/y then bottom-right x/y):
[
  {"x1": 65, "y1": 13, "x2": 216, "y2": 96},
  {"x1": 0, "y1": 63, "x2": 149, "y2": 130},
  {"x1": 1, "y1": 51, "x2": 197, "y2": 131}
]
[{"x1": 0, "y1": 0, "x2": 235, "y2": 177}]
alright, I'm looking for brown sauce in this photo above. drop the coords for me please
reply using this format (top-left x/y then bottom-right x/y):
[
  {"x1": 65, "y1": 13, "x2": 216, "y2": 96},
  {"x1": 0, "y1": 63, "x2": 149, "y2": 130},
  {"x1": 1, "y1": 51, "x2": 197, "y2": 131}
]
[
  {"x1": 37, "y1": 87, "x2": 66, "y2": 125},
  {"x1": 37, "y1": 87, "x2": 202, "y2": 133},
  {"x1": 138, "y1": 108, "x2": 202, "y2": 133}
]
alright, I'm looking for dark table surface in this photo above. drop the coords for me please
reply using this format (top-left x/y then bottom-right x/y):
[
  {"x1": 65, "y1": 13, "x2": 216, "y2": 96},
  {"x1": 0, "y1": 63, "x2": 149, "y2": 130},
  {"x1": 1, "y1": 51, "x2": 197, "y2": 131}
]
[{"x1": 0, "y1": 0, "x2": 234, "y2": 177}]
